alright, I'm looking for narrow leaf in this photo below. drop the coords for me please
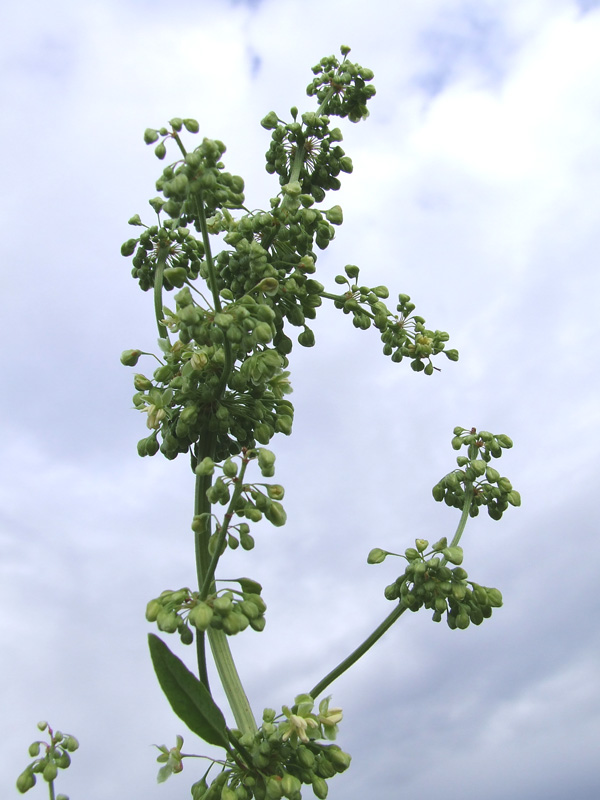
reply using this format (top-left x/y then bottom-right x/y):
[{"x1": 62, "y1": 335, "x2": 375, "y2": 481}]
[{"x1": 148, "y1": 634, "x2": 229, "y2": 748}]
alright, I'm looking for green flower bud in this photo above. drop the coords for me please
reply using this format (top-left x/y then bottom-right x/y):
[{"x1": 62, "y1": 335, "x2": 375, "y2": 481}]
[
  {"x1": 121, "y1": 238, "x2": 138, "y2": 256},
  {"x1": 157, "y1": 609, "x2": 180, "y2": 633},
  {"x1": 121, "y1": 349, "x2": 141, "y2": 366},
  {"x1": 195, "y1": 457, "x2": 215, "y2": 476},
  {"x1": 367, "y1": 548, "x2": 388, "y2": 564},
  {"x1": 222, "y1": 786, "x2": 237, "y2": 800},
  {"x1": 404, "y1": 547, "x2": 420, "y2": 561},
  {"x1": 496, "y1": 434, "x2": 513, "y2": 448},
  {"x1": 470, "y1": 459, "x2": 486, "y2": 476},
  {"x1": 257, "y1": 448, "x2": 276, "y2": 473},
  {"x1": 298, "y1": 328, "x2": 315, "y2": 347},
  {"x1": 213, "y1": 594, "x2": 233, "y2": 614},
  {"x1": 469, "y1": 606, "x2": 484, "y2": 625},
  {"x1": 223, "y1": 459, "x2": 238, "y2": 478},
  {"x1": 164, "y1": 267, "x2": 188, "y2": 288},
  {"x1": 133, "y1": 374, "x2": 153, "y2": 391},
  {"x1": 312, "y1": 776, "x2": 328, "y2": 799},
  {"x1": 326, "y1": 747, "x2": 352, "y2": 772},
  {"x1": 456, "y1": 612, "x2": 470, "y2": 629},
  {"x1": 485, "y1": 466, "x2": 500, "y2": 482},
  {"x1": 266, "y1": 484, "x2": 285, "y2": 500},
  {"x1": 297, "y1": 746, "x2": 315, "y2": 769},
  {"x1": 249, "y1": 615, "x2": 266, "y2": 631},
  {"x1": 507, "y1": 490, "x2": 521, "y2": 506},
  {"x1": 261, "y1": 111, "x2": 280, "y2": 130},
  {"x1": 146, "y1": 599, "x2": 161, "y2": 622},
  {"x1": 265, "y1": 776, "x2": 283, "y2": 800},
  {"x1": 486, "y1": 588, "x2": 503, "y2": 607},
  {"x1": 54, "y1": 751, "x2": 71, "y2": 768},
  {"x1": 265, "y1": 501, "x2": 287, "y2": 527},
  {"x1": 384, "y1": 583, "x2": 399, "y2": 600},
  {"x1": 432, "y1": 483, "x2": 445, "y2": 501},
  {"x1": 325, "y1": 205, "x2": 343, "y2": 225},
  {"x1": 451, "y1": 583, "x2": 466, "y2": 601},
  {"x1": 498, "y1": 477, "x2": 513, "y2": 492},
  {"x1": 37, "y1": 721, "x2": 48, "y2": 731},
  {"x1": 155, "y1": 141, "x2": 167, "y2": 160},
  {"x1": 445, "y1": 349, "x2": 459, "y2": 361},
  {"x1": 442, "y1": 546, "x2": 463, "y2": 565},
  {"x1": 43, "y1": 762, "x2": 58, "y2": 782},
  {"x1": 16, "y1": 768, "x2": 36, "y2": 793},
  {"x1": 275, "y1": 415, "x2": 293, "y2": 435},
  {"x1": 415, "y1": 538, "x2": 429, "y2": 552},
  {"x1": 281, "y1": 773, "x2": 301, "y2": 796},
  {"x1": 183, "y1": 118, "x2": 199, "y2": 133},
  {"x1": 169, "y1": 117, "x2": 183, "y2": 131},
  {"x1": 190, "y1": 601, "x2": 214, "y2": 631},
  {"x1": 144, "y1": 128, "x2": 159, "y2": 144},
  {"x1": 452, "y1": 567, "x2": 468, "y2": 580}
]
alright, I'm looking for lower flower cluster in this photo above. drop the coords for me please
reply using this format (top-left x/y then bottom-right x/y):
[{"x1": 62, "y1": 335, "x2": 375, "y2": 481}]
[{"x1": 182, "y1": 697, "x2": 348, "y2": 800}]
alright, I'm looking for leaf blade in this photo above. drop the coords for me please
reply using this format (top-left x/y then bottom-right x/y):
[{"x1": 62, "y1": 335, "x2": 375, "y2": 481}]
[{"x1": 148, "y1": 634, "x2": 229, "y2": 748}]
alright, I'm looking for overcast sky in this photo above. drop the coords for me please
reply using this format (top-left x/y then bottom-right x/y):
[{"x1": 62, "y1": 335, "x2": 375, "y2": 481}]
[{"x1": 2, "y1": 1, "x2": 600, "y2": 798}]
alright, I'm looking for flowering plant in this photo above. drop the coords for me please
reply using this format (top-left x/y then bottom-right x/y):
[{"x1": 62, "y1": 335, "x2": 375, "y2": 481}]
[{"x1": 17, "y1": 46, "x2": 519, "y2": 800}]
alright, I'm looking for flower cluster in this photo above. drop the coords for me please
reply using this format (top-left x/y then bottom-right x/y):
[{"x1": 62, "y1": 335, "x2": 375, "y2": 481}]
[
  {"x1": 370, "y1": 538, "x2": 503, "y2": 629},
  {"x1": 330, "y1": 265, "x2": 459, "y2": 373},
  {"x1": 188, "y1": 698, "x2": 349, "y2": 800},
  {"x1": 16, "y1": 722, "x2": 79, "y2": 797},
  {"x1": 432, "y1": 427, "x2": 521, "y2": 519},
  {"x1": 145, "y1": 579, "x2": 267, "y2": 643},
  {"x1": 306, "y1": 46, "x2": 376, "y2": 122}
]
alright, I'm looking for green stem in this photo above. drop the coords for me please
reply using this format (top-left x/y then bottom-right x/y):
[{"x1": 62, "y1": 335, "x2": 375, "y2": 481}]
[
  {"x1": 309, "y1": 603, "x2": 407, "y2": 700},
  {"x1": 199, "y1": 459, "x2": 250, "y2": 600},
  {"x1": 207, "y1": 627, "x2": 258, "y2": 735},
  {"x1": 444, "y1": 484, "x2": 474, "y2": 557},
  {"x1": 48, "y1": 780, "x2": 55, "y2": 800},
  {"x1": 309, "y1": 488, "x2": 475, "y2": 699},
  {"x1": 153, "y1": 250, "x2": 169, "y2": 341}
]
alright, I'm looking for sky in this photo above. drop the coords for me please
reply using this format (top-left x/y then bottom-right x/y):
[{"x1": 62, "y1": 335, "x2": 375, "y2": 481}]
[{"x1": 1, "y1": 0, "x2": 600, "y2": 798}]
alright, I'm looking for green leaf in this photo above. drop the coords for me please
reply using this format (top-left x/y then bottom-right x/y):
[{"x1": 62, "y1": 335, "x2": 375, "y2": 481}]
[{"x1": 148, "y1": 634, "x2": 229, "y2": 748}]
